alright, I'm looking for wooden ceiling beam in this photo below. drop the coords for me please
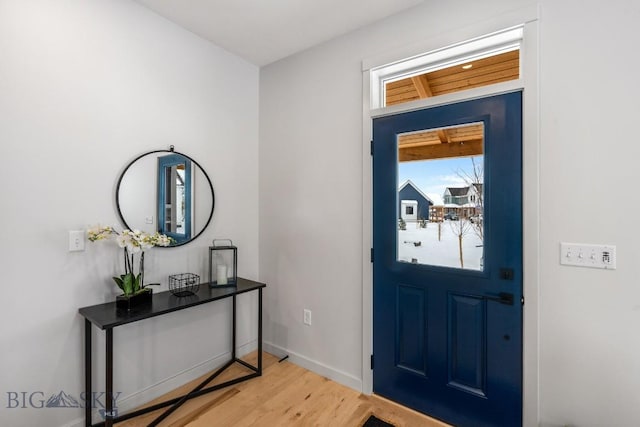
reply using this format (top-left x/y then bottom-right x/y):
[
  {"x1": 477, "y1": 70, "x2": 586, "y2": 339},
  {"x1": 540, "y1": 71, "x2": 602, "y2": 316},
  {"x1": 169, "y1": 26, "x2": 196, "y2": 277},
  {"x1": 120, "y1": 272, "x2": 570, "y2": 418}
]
[
  {"x1": 410, "y1": 74, "x2": 433, "y2": 98},
  {"x1": 399, "y1": 139, "x2": 483, "y2": 162},
  {"x1": 437, "y1": 129, "x2": 450, "y2": 144}
]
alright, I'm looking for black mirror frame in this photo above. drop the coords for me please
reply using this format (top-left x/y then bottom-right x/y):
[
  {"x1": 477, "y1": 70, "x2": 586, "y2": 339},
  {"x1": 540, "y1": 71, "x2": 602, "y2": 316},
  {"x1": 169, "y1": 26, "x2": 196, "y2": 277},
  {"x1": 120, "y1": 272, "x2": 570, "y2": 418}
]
[{"x1": 115, "y1": 148, "x2": 215, "y2": 248}]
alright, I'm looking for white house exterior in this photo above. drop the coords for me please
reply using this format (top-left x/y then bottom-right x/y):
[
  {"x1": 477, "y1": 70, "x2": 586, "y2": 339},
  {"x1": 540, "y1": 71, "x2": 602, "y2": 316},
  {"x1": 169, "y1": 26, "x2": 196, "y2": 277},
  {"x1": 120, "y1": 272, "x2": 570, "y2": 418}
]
[{"x1": 443, "y1": 183, "x2": 483, "y2": 218}]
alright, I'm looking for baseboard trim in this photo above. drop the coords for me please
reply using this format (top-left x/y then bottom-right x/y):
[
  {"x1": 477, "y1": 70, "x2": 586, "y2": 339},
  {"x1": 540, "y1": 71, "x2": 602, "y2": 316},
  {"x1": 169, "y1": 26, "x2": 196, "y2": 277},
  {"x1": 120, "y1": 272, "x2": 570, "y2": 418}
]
[
  {"x1": 263, "y1": 341, "x2": 362, "y2": 392},
  {"x1": 62, "y1": 340, "x2": 257, "y2": 427}
]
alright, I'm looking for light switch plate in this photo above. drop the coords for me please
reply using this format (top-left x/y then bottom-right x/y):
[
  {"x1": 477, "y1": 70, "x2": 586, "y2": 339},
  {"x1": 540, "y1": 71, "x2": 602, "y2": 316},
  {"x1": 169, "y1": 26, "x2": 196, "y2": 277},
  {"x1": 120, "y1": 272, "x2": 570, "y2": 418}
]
[
  {"x1": 560, "y1": 242, "x2": 616, "y2": 269},
  {"x1": 69, "y1": 230, "x2": 86, "y2": 252}
]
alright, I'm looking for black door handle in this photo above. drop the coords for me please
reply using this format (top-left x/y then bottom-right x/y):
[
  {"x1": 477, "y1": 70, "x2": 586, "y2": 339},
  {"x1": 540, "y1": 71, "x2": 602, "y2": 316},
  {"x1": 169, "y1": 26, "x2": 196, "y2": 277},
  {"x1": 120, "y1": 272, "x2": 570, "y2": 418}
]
[{"x1": 485, "y1": 292, "x2": 514, "y2": 305}]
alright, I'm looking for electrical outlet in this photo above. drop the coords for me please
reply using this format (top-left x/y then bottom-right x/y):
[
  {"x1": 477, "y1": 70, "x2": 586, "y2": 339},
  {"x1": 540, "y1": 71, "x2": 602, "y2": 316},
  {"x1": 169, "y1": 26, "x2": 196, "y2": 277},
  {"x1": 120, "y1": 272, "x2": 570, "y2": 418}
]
[
  {"x1": 303, "y1": 309, "x2": 312, "y2": 326},
  {"x1": 560, "y1": 242, "x2": 616, "y2": 269}
]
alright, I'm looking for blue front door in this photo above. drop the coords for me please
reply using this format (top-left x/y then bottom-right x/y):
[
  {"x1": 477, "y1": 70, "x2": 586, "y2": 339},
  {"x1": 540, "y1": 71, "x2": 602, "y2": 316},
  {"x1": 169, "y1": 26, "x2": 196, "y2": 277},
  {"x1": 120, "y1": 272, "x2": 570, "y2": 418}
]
[{"x1": 373, "y1": 92, "x2": 523, "y2": 426}]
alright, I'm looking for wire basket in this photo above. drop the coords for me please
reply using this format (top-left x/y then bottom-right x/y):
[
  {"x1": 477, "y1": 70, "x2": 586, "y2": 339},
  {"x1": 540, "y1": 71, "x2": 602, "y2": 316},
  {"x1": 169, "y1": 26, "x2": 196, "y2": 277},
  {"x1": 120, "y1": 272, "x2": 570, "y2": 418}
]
[{"x1": 169, "y1": 273, "x2": 200, "y2": 297}]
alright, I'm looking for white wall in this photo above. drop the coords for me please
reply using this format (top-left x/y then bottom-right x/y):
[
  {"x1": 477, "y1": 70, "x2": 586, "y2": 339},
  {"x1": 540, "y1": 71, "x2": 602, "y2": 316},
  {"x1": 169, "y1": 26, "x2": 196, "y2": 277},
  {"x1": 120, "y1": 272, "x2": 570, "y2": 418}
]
[
  {"x1": 260, "y1": 1, "x2": 640, "y2": 426},
  {"x1": 0, "y1": 1, "x2": 259, "y2": 426},
  {"x1": 537, "y1": 1, "x2": 640, "y2": 426}
]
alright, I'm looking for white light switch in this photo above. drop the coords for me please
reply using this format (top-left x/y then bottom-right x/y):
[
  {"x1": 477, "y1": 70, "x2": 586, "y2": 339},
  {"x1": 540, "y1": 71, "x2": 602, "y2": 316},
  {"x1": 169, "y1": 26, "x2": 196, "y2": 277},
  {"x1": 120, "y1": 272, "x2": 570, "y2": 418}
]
[
  {"x1": 69, "y1": 230, "x2": 85, "y2": 252},
  {"x1": 560, "y1": 242, "x2": 616, "y2": 269}
]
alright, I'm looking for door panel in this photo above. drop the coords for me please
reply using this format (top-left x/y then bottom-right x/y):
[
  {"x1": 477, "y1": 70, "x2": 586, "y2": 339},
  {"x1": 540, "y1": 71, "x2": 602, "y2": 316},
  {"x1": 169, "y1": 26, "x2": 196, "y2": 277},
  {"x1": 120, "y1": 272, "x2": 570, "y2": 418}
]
[
  {"x1": 373, "y1": 92, "x2": 522, "y2": 427},
  {"x1": 448, "y1": 293, "x2": 486, "y2": 397},
  {"x1": 396, "y1": 284, "x2": 428, "y2": 376}
]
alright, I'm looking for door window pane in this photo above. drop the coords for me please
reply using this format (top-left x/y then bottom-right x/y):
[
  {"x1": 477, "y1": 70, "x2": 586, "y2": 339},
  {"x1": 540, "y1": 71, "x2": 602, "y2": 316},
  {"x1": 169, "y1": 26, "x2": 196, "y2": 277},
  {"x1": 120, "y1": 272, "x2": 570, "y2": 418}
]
[{"x1": 397, "y1": 123, "x2": 484, "y2": 271}]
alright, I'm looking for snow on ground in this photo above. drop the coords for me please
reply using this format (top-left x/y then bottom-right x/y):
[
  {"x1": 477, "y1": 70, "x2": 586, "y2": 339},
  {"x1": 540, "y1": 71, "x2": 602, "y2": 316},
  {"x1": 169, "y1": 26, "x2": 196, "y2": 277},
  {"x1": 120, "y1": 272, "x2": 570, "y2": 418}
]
[{"x1": 398, "y1": 220, "x2": 483, "y2": 270}]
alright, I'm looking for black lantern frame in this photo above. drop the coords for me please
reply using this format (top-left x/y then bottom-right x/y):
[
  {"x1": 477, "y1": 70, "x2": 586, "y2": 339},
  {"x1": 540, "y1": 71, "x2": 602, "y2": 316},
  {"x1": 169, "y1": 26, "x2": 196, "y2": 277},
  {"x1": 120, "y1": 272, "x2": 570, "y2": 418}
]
[{"x1": 209, "y1": 239, "x2": 237, "y2": 287}]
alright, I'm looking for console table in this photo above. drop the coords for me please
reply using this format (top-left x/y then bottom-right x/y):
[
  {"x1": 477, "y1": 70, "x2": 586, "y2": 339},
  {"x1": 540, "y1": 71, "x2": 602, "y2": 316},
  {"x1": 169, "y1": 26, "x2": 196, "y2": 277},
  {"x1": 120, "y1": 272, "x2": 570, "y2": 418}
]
[{"x1": 79, "y1": 277, "x2": 265, "y2": 427}]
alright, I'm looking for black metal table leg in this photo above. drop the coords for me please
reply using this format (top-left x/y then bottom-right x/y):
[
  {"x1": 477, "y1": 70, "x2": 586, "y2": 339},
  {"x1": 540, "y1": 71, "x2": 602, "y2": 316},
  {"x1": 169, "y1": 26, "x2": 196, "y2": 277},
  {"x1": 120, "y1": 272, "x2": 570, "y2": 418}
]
[
  {"x1": 85, "y1": 319, "x2": 92, "y2": 427},
  {"x1": 105, "y1": 328, "x2": 113, "y2": 427},
  {"x1": 232, "y1": 294, "x2": 237, "y2": 359},
  {"x1": 258, "y1": 288, "x2": 262, "y2": 375}
]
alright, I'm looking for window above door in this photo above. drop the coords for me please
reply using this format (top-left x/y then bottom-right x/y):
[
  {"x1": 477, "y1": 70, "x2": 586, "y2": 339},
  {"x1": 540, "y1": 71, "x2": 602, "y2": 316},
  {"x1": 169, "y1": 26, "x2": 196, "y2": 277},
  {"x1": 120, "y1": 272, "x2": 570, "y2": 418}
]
[
  {"x1": 370, "y1": 26, "x2": 523, "y2": 109},
  {"x1": 386, "y1": 49, "x2": 519, "y2": 106}
]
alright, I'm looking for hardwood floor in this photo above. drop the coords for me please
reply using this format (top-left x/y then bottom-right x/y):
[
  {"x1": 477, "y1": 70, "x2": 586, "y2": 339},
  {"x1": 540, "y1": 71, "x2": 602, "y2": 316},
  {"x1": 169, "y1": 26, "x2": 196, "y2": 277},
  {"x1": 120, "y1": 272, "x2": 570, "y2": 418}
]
[{"x1": 116, "y1": 352, "x2": 449, "y2": 427}]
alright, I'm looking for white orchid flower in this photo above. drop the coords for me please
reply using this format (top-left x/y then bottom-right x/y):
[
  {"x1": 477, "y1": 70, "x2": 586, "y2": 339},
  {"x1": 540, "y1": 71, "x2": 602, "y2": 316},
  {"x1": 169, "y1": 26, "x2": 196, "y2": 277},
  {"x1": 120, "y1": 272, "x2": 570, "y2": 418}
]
[{"x1": 90, "y1": 226, "x2": 173, "y2": 251}]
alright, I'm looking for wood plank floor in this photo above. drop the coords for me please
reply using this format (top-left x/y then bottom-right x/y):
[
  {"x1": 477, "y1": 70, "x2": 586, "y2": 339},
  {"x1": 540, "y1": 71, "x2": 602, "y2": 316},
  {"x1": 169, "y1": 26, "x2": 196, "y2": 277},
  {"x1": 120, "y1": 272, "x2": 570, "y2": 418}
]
[{"x1": 116, "y1": 352, "x2": 449, "y2": 427}]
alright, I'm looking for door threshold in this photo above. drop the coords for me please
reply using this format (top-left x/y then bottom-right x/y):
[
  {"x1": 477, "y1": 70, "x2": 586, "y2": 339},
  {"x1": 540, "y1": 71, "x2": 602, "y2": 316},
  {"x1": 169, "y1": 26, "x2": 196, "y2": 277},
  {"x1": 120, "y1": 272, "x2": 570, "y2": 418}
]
[{"x1": 369, "y1": 393, "x2": 452, "y2": 427}]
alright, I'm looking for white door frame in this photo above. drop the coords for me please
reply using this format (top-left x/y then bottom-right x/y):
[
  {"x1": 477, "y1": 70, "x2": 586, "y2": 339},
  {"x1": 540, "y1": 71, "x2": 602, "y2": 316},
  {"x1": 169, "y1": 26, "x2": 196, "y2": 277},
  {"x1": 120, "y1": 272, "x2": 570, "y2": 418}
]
[{"x1": 361, "y1": 7, "x2": 540, "y2": 426}]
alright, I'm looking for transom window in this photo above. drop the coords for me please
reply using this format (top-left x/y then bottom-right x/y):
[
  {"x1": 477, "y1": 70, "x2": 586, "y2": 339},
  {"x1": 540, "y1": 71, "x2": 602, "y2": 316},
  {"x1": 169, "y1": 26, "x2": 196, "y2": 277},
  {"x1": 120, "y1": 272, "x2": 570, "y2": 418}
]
[
  {"x1": 370, "y1": 26, "x2": 523, "y2": 109},
  {"x1": 385, "y1": 50, "x2": 519, "y2": 106}
]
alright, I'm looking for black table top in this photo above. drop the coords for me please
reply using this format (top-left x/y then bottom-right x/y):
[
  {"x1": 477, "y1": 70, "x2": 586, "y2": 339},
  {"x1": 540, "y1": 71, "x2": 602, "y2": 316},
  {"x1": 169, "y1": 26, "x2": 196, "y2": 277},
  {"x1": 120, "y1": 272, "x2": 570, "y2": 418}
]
[{"x1": 79, "y1": 277, "x2": 266, "y2": 330}]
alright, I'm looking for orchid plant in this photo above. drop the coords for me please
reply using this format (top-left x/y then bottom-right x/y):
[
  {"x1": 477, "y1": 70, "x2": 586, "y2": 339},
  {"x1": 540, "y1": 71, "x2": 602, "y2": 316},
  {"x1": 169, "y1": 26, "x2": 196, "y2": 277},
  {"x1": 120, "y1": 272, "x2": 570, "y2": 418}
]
[{"x1": 88, "y1": 226, "x2": 173, "y2": 297}]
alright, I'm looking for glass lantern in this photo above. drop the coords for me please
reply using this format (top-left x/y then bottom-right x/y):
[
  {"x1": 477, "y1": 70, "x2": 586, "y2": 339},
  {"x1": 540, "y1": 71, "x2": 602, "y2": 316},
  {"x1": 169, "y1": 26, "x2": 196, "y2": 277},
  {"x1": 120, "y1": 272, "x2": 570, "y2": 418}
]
[{"x1": 209, "y1": 239, "x2": 237, "y2": 287}]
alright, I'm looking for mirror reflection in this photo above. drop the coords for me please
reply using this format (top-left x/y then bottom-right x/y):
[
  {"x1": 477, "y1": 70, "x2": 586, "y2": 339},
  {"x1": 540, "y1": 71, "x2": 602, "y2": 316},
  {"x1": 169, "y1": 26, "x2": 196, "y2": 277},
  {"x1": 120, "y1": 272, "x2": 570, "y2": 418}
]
[
  {"x1": 158, "y1": 154, "x2": 191, "y2": 241},
  {"x1": 117, "y1": 150, "x2": 214, "y2": 246}
]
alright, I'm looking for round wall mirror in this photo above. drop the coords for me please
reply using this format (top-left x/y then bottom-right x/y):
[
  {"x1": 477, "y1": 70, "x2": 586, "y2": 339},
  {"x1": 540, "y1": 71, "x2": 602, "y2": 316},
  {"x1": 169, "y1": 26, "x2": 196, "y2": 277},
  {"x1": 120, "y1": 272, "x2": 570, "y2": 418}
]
[{"x1": 116, "y1": 148, "x2": 214, "y2": 247}]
